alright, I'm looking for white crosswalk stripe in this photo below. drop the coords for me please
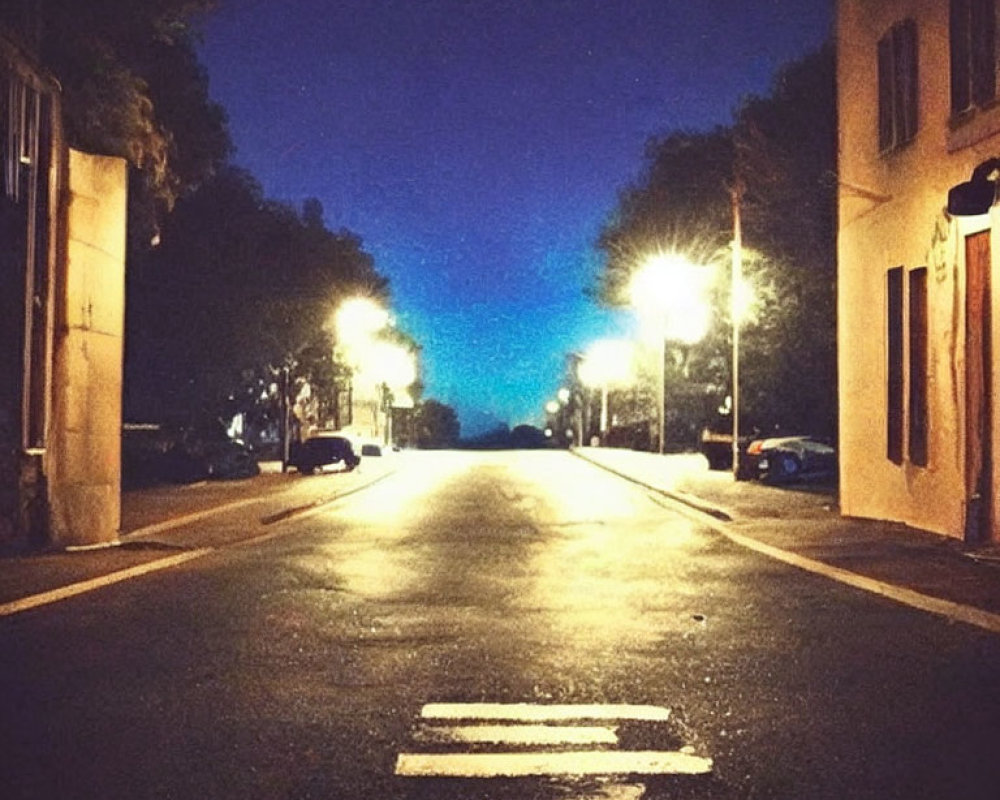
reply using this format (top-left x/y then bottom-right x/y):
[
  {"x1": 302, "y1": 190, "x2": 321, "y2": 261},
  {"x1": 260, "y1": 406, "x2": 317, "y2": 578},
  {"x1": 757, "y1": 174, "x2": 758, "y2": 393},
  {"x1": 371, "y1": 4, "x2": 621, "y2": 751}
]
[
  {"x1": 420, "y1": 702, "x2": 674, "y2": 722},
  {"x1": 396, "y1": 749, "x2": 713, "y2": 778},
  {"x1": 414, "y1": 724, "x2": 619, "y2": 746},
  {"x1": 394, "y1": 701, "x2": 713, "y2": 785}
]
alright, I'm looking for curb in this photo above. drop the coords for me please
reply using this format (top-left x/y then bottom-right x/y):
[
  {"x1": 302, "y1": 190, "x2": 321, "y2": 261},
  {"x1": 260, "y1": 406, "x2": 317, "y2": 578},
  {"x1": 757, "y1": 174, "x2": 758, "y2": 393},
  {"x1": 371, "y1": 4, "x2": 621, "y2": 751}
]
[
  {"x1": 569, "y1": 448, "x2": 734, "y2": 522},
  {"x1": 259, "y1": 467, "x2": 397, "y2": 525},
  {"x1": 124, "y1": 465, "x2": 397, "y2": 541},
  {"x1": 571, "y1": 447, "x2": 1000, "y2": 636},
  {"x1": 0, "y1": 465, "x2": 401, "y2": 619}
]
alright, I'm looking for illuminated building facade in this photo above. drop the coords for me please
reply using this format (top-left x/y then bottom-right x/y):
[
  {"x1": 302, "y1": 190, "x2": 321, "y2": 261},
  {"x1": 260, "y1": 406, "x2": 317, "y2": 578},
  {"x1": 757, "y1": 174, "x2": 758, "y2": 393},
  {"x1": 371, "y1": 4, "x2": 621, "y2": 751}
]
[{"x1": 838, "y1": 0, "x2": 1000, "y2": 543}]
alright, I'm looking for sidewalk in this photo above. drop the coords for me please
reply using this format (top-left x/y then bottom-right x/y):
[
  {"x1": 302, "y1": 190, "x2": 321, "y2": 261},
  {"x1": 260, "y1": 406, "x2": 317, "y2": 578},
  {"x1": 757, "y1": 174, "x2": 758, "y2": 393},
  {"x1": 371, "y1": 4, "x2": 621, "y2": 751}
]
[
  {"x1": 573, "y1": 447, "x2": 1000, "y2": 631},
  {"x1": 0, "y1": 457, "x2": 399, "y2": 613}
]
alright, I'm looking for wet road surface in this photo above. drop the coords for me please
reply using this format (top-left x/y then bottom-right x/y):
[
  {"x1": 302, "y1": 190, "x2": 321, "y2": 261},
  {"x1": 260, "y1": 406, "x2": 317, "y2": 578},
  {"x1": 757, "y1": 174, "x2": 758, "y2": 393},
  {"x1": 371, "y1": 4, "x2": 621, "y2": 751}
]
[{"x1": 2, "y1": 450, "x2": 999, "y2": 799}]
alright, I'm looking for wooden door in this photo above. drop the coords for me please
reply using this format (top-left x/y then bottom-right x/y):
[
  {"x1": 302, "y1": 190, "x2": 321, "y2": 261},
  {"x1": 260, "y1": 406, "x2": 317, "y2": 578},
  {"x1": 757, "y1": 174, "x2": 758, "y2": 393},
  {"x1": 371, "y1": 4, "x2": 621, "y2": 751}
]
[{"x1": 965, "y1": 231, "x2": 993, "y2": 544}]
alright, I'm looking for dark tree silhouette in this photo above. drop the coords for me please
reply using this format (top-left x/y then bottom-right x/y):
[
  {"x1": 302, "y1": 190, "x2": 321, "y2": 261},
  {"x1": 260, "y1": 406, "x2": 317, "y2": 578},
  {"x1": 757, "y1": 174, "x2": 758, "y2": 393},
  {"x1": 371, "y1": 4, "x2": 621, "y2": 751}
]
[{"x1": 594, "y1": 44, "x2": 837, "y2": 440}]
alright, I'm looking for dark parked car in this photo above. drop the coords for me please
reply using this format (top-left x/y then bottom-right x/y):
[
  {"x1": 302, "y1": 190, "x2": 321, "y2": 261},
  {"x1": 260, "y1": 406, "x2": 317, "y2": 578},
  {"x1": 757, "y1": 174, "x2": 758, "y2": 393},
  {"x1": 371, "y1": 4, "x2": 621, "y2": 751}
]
[
  {"x1": 746, "y1": 435, "x2": 837, "y2": 484},
  {"x1": 203, "y1": 439, "x2": 260, "y2": 480},
  {"x1": 289, "y1": 434, "x2": 360, "y2": 474}
]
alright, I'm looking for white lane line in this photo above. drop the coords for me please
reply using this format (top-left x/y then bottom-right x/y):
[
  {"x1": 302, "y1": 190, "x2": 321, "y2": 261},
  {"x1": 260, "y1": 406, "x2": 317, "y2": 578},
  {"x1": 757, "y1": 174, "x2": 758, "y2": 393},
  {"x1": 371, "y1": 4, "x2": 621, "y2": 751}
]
[
  {"x1": 714, "y1": 524, "x2": 1000, "y2": 636},
  {"x1": 0, "y1": 549, "x2": 213, "y2": 617},
  {"x1": 414, "y1": 724, "x2": 619, "y2": 747},
  {"x1": 639, "y1": 475, "x2": 1000, "y2": 637},
  {"x1": 565, "y1": 784, "x2": 646, "y2": 800},
  {"x1": 395, "y1": 749, "x2": 712, "y2": 777},
  {"x1": 572, "y1": 784, "x2": 646, "y2": 800},
  {"x1": 420, "y1": 703, "x2": 671, "y2": 722}
]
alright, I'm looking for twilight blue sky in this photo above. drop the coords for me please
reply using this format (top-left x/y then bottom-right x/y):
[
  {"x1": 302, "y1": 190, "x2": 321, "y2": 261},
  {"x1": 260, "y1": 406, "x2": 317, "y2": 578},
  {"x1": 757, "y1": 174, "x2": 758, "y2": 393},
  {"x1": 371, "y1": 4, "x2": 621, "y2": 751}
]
[{"x1": 197, "y1": 0, "x2": 832, "y2": 435}]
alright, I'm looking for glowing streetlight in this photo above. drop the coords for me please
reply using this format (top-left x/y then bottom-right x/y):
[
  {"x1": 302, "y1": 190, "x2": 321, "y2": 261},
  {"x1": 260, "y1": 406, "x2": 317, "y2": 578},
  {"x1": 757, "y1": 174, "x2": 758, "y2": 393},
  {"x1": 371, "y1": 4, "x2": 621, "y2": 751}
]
[
  {"x1": 335, "y1": 296, "x2": 390, "y2": 357},
  {"x1": 629, "y1": 253, "x2": 711, "y2": 453},
  {"x1": 332, "y1": 296, "x2": 418, "y2": 444},
  {"x1": 578, "y1": 339, "x2": 634, "y2": 441},
  {"x1": 361, "y1": 340, "x2": 417, "y2": 390},
  {"x1": 629, "y1": 253, "x2": 712, "y2": 345},
  {"x1": 354, "y1": 340, "x2": 416, "y2": 445}
]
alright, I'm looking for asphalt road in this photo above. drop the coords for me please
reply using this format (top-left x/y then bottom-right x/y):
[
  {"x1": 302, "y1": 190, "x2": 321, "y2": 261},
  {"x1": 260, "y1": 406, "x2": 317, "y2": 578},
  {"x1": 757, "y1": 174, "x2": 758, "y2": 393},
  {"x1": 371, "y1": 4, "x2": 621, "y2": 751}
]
[{"x1": 2, "y1": 450, "x2": 999, "y2": 799}]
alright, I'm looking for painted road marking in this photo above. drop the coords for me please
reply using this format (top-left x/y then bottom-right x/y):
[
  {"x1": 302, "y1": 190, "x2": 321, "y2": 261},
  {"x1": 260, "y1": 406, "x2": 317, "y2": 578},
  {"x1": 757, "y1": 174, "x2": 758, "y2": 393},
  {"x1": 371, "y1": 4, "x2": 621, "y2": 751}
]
[
  {"x1": 395, "y1": 702, "x2": 712, "y2": 781},
  {"x1": 579, "y1": 785, "x2": 646, "y2": 800},
  {"x1": 421, "y1": 702, "x2": 673, "y2": 722},
  {"x1": 414, "y1": 724, "x2": 619, "y2": 746},
  {"x1": 395, "y1": 749, "x2": 713, "y2": 777},
  {"x1": 688, "y1": 511, "x2": 1000, "y2": 636},
  {"x1": 0, "y1": 548, "x2": 213, "y2": 617},
  {"x1": 578, "y1": 450, "x2": 1000, "y2": 637}
]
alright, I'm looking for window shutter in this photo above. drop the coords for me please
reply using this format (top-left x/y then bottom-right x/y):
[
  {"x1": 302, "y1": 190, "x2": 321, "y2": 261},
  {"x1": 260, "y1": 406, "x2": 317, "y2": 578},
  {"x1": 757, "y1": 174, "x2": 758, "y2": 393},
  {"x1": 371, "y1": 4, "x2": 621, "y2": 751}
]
[
  {"x1": 897, "y1": 19, "x2": 919, "y2": 142},
  {"x1": 887, "y1": 268, "x2": 905, "y2": 464},
  {"x1": 878, "y1": 34, "x2": 895, "y2": 151},
  {"x1": 909, "y1": 269, "x2": 929, "y2": 467},
  {"x1": 952, "y1": 0, "x2": 972, "y2": 113},
  {"x1": 971, "y1": 0, "x2": 996, "y2": 105}
]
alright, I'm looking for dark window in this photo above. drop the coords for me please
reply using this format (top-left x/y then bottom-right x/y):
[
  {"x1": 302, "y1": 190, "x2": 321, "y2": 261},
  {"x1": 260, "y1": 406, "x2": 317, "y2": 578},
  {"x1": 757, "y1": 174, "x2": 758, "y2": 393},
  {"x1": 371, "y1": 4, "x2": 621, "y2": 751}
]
[
  {"x1": 909, "y1": 269, "x2": 929, "y2": 467},
  {"x1": 878, "y1": 19, "x2": 919, "y2": 151},
  {"x1": 1, "y1": 61, "x2": 53, "y2": 452},
  {"x1": 951, "y1": 0, "x2": 998, "y2": 115},
  {"x1": 887, "y1": 267, "x2": 904, "y2": 464}
]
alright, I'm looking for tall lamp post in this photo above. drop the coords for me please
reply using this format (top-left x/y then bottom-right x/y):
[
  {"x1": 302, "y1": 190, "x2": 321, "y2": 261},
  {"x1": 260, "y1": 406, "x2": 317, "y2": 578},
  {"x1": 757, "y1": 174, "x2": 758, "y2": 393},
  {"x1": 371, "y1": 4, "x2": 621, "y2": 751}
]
[
  {"x1": 334, "y1": 296, "x2": 390, "y2": 441},
  {"x1": 728, "y1": 184, "x2": 757, "y2": 479},
  {"x1": 367, "y1": 340, "x2": 417, "y2": 446},
  {"x1": 629, "y1": 254, "x2": 711, "y2": 454},
  {"x1": 731, "y1": 184, "x2": 743, "y2": 478},
  {"x1": 578, "y1": 338, "x2": 634, "y2": 445}
]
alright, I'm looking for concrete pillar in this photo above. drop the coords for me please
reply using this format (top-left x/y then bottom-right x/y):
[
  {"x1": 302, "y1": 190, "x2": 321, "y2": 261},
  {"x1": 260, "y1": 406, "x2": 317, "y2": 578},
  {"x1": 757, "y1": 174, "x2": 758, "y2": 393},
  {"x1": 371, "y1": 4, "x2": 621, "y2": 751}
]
[{"x1": 47, "y1": 149, "x2": 127, "y2": 546}]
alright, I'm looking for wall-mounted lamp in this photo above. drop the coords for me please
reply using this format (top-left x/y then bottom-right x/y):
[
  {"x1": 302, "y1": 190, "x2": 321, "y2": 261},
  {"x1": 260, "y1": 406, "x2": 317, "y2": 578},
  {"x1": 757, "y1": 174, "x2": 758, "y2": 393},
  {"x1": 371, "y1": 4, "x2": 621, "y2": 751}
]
[{"x1": 947, "y1": 158, "x2": 1000, "y2": 216}]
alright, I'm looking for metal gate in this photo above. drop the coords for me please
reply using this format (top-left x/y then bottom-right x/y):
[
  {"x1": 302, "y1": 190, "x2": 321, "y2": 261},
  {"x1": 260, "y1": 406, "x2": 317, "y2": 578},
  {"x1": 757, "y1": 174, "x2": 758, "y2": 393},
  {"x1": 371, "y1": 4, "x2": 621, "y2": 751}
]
[{"x1": 1, "y1": 38, "x2": 58, "y2": 548}]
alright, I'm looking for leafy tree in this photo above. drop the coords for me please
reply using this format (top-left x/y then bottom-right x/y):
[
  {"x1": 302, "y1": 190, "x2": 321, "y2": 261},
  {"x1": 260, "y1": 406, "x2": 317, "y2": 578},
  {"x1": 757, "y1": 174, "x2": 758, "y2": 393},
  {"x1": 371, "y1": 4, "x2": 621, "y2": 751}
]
[
  {"x1": 594, "y1": 126, "x2": 734, "y2": 308},
  {"x1": 124, "y1": 169, "x2": 391, "y2": 433},
  {"x1": 594, "y1": 45, "x2": 837, "y2": 442},
  {"x1": 36, "y1": 0, "x2": 229, "y2": 211},
  {"x1": 509, "y1": 424, "x2": 547, "y2": 449},
  {"x1": 733, "y1": 44, "x2": 837, "y2": 436},
  {"x1": 416, "y1": 400, "x2": 460, "y2": 449}
]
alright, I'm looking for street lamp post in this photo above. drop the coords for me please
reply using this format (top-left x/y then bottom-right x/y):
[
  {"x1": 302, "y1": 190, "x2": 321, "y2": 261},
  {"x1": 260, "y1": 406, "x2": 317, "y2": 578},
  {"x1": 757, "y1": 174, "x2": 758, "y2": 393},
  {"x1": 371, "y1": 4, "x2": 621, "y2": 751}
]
[
  {"x1": 280, "y1": 363, "x2": 292, "y2": 472},
  {"x1": 656, "y1": 336, "x2": 666, "y2": 454},
  {"x1": 731, "y1": 184, "x2": 743, "y2": 478},
  {"x1": 629, "y1": 254, "x2": 711, "y2": 454},
  {"x1": 578, "y1": 339, "x2": 634, "y2": 446}
]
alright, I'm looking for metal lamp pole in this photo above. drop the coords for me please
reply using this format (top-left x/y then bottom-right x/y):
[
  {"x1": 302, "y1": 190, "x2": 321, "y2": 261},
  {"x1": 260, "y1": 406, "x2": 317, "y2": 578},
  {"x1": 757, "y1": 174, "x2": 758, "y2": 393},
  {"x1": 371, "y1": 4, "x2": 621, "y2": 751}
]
[
  {"x1": 731, "y1": 183, "x2": 743, "y2": 478},
  {"x1": 657, "y1": 335, "x2": 666, "y2": 455}
]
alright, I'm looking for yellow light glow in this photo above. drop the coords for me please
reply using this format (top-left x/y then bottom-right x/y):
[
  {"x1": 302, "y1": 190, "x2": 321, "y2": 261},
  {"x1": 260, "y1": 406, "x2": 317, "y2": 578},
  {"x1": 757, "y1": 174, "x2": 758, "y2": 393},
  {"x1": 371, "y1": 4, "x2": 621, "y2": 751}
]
[
  {"x1": 731, "y1": 274, "x2": 756, "y2": 324},
  {"x1": 335, "y1": 297, "x2": 390, "y2": 346},
  {"x1": 357, "y1": 340, "x2": 416, "y2": 390},
  {"x1": 629, "y1": 253, "x2": 712, "y2": 345},
  {"x1": 578, "y1": 339, "x2": 634, "y2": 388}
]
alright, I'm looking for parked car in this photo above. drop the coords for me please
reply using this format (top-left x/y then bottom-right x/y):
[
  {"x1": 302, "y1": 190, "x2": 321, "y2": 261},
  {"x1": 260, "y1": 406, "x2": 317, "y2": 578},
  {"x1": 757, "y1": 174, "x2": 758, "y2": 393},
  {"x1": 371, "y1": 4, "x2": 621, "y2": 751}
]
[
  {"x1": 203, "y1": 439, "x2": 260, "y2": 480},
  {"x1": 746, "y1": 435, "x2": 837, "y2": 484},
  {"x1": 289, "y1": 434, "x2": 360, "y2": 474},
  {"x1": 360, "y1": 442, "x2": 383, "y2": 457}
]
